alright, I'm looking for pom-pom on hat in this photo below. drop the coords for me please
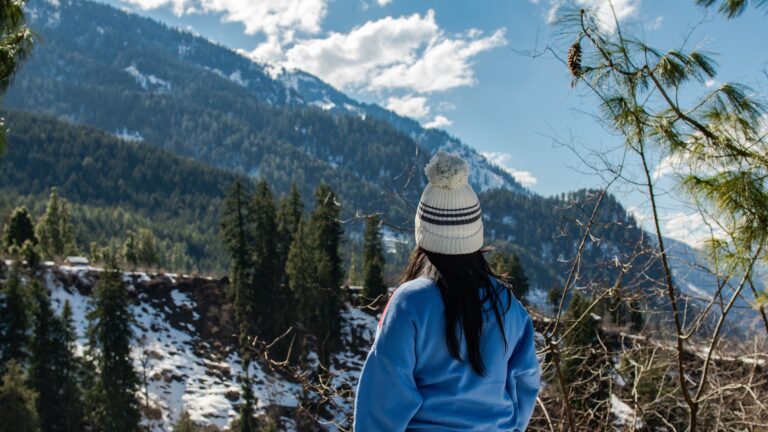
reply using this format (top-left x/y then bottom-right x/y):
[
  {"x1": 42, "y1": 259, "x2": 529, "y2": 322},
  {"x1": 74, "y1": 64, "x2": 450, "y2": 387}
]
[{"x1": 415, "y1": 151, "x2": 483, "y2": 255}]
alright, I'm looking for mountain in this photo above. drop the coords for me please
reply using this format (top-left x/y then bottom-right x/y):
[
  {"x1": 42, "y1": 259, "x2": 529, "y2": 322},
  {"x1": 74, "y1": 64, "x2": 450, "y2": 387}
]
[{"x1": 15, "y1": 0, "x2": 522, "y2": 200}]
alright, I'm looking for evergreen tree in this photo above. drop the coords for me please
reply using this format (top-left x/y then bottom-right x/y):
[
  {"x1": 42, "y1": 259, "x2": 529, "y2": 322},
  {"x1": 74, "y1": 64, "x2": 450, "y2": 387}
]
[
  {"x1": 490, "y1": 251, "x2": 530, "y2": 302},
  {"x1": 0, "y1": 262, "x2": 30, "y2": 370},
  {"x1": 59, "y1": 301, "x2": 84, "y2": 432},
  {"x1": 238, "y1": 364, "x2": 256, "y2": 432},
  {"x1": 19, "y1": 239, "x2": 41, "y2": 269},
  {"x1": 173, "y1": 410, "x2": 201, "y2": 432},
  {"x1": 3, "y1": 206, "x2": 36, "y2": 252},
  {"x1": 251, "y1": 179, "x2": 279, "y2": 337},
  {"x1": 123, "y1": 231, "x2": 138, "y2": 270},
  {"x1": 136, "y1": 228, "x2": 160, "y2": 269},
  {"x1": 29, "y1": 280, "x2": 82, "y2": 432},
  {"x1": 307, "y1": 184, "x2": 344, "y2": 359},
  {"x1": 220, "y1": 180, "x2": 254, "y2": 304},
  {"x1": 361, "y1": 215, "x2": 386, "y2": 302},
  {"x1": 0, "y1": 361, "x2": 39, "y2": 432},
  {"x1": 86, "y1": 256, "x2": 140, "y2": 432},
  {"x1": 35, "y1": 188, "x2": 77, "y2": 259},
  {"x1": 285, "y1": 220, "x2": 320, "y2": 351},
  {"x1": 276, "y1": 183, "x2": 304, "y2": 284},
  {"x1": 277, "y1": 183, "x2": 304, "y2": 252}
]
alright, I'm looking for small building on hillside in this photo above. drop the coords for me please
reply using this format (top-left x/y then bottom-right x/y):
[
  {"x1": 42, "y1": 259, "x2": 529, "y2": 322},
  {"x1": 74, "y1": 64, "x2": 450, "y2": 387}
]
[{"x1": 64, "y1": 256, "x2": 90, "y2": 267}]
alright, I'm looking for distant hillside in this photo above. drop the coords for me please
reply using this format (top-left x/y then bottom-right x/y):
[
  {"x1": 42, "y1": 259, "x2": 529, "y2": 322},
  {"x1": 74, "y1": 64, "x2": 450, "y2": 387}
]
[{"x1": 0, "y1": 110, "x2": 245, "y2": 272}]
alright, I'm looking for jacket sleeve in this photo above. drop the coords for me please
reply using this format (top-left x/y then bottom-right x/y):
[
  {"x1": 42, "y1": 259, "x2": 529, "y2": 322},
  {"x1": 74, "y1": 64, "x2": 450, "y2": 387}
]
[
  {"x1": 506, "y1": 311, "x2": 541, "y2": 431},
  {"x1": 354, "y1": 290, "x2": 422, "y2": 432}
]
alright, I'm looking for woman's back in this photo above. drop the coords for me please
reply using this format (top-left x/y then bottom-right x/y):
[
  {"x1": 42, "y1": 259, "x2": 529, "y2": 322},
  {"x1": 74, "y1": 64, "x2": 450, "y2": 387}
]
[
  {"x1": 354, "y1": 276, "x2": 540, "y2": 431},
  {"x1": 354, "y1": 151, "x2": 541, "y2": 431}
]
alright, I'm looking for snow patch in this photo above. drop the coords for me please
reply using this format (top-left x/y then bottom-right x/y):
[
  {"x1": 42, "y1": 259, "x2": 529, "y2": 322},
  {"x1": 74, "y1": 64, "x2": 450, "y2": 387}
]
[
  {"x1": 610, "y1": 394, "x2": 643, "y2": 429},
  {"x1": 115, "y1": 127, "x2": 144, "y2": 142},
  {"x1": 229, "y1": 70, "x2": 247, "y2": 87},
  {"x1": 124, "y1": 65, "x2": 172, "y2": 93}
]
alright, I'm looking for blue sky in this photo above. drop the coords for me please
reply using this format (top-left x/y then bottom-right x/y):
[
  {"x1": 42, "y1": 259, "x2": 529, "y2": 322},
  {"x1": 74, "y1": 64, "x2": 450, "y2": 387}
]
[{"x1": 103, "y1": 0, "x2": 768, "y2": 246}]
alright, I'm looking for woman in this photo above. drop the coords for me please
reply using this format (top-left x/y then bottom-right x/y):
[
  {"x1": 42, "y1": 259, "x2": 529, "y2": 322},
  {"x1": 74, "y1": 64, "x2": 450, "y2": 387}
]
[{"x1": 354, "y1": 151, "x2": 541, "y2": 431}]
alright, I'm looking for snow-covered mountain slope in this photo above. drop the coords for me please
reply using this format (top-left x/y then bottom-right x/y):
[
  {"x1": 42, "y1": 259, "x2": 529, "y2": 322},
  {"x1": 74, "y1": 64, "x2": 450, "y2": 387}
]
[
  {"x1": 267, "y1": 67, "x2": 525, "y2": 193},
  {"x1": 43, "y1": 265, "x2": 377, "y2": 432}
]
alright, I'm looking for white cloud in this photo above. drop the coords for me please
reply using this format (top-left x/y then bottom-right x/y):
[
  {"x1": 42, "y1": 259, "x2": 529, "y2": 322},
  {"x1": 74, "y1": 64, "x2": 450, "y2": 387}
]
[
  {"x1": 280, "y1": 10, "x2": 506, "y2": 94},
  {"x1": 281, "y1": 11, "x2": 439, "y2": 89},
  {"x1": 653, "y1": 153, "x2": 685, "y2": 180},
  {"x1": 424, "y1": 115, "x2": 453, "y2": 129},
  {"x1": 377, "y1": 0, "x2": 392, "y2": 5},
  {"x1": 386, "y1": 95, "x2": 430, "y2": 118},
  {"x1": 369, "y1": 28, "x2": 506, "y2": 92},
  {"x1": 480, "y1": 151, "x2": 538, "y2": 187},
  {"x1": 663, "y1": 212, "x2": 726, "y2": 248},
  {"x1": 647, "y1": 15, "x2": 663, "y2": 30},
  {"x1": 538, "y1": 0, "x2": 640, "y2": 32},
  {"x1": 628, "y1": 205, "x2": 726, "y2": 248},
  {"x1": 705, "y1": 79, "x2": 718, "y2": 88},
  {"x1": 121, "y1": 0, "x2": 328, "y2": 60}
]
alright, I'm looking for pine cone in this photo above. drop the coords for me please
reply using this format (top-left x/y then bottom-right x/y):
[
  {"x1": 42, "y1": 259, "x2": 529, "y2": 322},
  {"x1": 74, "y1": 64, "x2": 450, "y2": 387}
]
[{"x1": 567, "y1": 41, "x2": 582, "y2": 78}]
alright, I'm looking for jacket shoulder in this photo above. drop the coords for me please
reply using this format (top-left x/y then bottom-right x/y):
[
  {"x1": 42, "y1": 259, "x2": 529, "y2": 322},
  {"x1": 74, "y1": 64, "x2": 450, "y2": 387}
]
[{"x1": 386, "y1": 277, "x2": 440, "y2": 314}]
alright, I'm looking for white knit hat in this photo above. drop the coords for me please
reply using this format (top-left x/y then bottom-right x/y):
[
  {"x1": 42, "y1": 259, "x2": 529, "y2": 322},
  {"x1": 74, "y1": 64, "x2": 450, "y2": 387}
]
[{"x1": 415, "y1": 151, "x2": 483, "y2": 255}]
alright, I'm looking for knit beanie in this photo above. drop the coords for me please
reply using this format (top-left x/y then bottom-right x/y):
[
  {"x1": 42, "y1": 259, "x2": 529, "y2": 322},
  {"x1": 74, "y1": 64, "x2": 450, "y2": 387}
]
[{"x1": 415, "y1": 151, "x2": 484, "y2": 255}]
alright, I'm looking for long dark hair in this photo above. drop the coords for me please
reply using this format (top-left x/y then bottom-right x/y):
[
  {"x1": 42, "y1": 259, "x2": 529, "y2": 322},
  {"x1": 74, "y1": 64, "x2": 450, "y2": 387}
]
[{"x1": 399, "y1": 247, "x2": 513, "y2": 376}]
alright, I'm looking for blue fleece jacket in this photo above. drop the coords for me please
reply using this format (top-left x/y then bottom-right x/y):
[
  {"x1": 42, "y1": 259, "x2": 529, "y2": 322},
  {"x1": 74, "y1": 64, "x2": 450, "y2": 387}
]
[{"x1": 354, "y1": 277, "x2": 541, "y2": 431}]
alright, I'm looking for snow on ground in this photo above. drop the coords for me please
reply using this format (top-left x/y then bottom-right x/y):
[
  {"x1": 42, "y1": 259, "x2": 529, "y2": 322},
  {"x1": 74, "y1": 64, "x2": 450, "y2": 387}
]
[
  {"x1": 115, "y1": 127, "x2": 144, "y2": 142},
  {"x1": 40, "y1": 267, "x2": 378, "y2": 431},
  {"x1": 610, "y1": 394, "x2": 644, "y2": 430},
  {"x1": 124, "y1": 65, "x2": 172, "y2": 92}
]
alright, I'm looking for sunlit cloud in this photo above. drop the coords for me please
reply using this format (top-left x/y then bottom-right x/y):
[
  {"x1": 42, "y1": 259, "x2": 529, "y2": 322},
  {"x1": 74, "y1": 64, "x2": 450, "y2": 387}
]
[{"x1": 480, "y1": 151, "x2": 538, "y2": 187}]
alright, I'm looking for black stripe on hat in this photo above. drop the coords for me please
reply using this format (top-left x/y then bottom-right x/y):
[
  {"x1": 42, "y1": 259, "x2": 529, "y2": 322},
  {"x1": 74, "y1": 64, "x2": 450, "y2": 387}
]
[
  {"x1": 419, "y1": 211, "x2": 483, "y2": 226},
  {"x1": 418, "y1": 204, "x2": 480, "y2": 219},
  {"x1": 419, "y1": 201, "x2": 479, "y2": 213}
]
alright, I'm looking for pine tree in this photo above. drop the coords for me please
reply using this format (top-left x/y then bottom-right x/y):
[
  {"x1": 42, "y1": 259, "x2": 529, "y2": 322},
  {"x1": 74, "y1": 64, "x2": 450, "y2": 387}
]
[
  {"x1": 87, "y1": 256, "x2": 140, "y2": 432},
  {"x1": 251, "y1": 179, "x2": 279, "y2": 337},
  {"x1": 60, "y1": 301, "x2": 84, "y2": 432},
  {"x1": 490, "y1": 251, "x2": 530, "y2": 302},
  {"x1": 0, "y1": 362, "x2": 39, "y2": 432},
  {"x1": 29, "y1": 280, "x2": 82, "y2": 432},
  {"x1": 361, "y1": 215, "x2": 386, "y2": 303},
  {"x1": 35, "y1": 188, "x2": 77, "y2": 259},
  {"x1": 238, "y1": 364, "x2": 256, "y2": 432},
  {"x1": 277, "y1": 183, "x2": 304, "y2": 254},
  {"x1": 220, "y1": 179, "x2": 255, "y2": 305},
  {"x1": 307, "y1": 184, "x2": 344, "y2": 360},
  {"x1": 136, "y1": 228, "x2": 160, "y2": 269},
  {"x1": 173, "y1": 410, "x2": 201, "y2": 432},
  {"x1": 3, "y1": 206, "x2": 36, "y2": 252},
  {"x1": 20, "y1": 239, "x2": 41, "y2": 269},
  {"x1": 286, "y1": 220, "x2": 319, "y2": 333},
  {"x1": 0, "y1": 262, "x2": 30, "y2": 370},
  {"x1": 123, "y1": 231, "x2": 139, "y2": 270}
]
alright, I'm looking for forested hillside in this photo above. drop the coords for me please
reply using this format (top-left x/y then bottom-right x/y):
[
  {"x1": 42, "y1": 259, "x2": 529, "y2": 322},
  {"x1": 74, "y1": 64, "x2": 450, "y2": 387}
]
[
  {"x1": 0, "y1": 110, "x2": 244, "y2": 273},
  {"x1": 0, "y1": 109, "x2": 662, "y2": 297}
]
